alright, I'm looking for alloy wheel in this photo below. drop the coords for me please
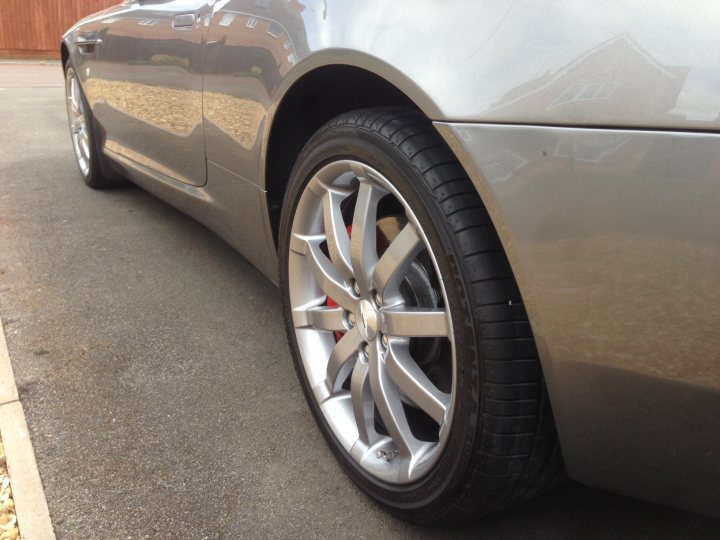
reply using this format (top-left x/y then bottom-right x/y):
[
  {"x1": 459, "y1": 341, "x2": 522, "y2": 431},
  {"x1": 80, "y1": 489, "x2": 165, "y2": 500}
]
[
  {"x1": 65, "y1": 68, "x2": 91, "y2": 177},
  {"x1": 288, "y1": 159, "x2": 455, "y2": 484}
]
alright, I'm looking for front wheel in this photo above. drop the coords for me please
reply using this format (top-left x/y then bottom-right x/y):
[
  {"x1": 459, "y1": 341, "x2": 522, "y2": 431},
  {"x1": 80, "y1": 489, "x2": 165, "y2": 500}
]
[{"x1": 279, "y1": 107, "x2": 563, "y2": 524}]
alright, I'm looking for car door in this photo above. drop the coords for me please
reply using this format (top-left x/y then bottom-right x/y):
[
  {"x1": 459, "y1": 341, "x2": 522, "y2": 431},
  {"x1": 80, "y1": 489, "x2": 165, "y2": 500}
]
[
  {"x1": 201, "y1": 0, "x2": 306, "y2": 186},
  {"x1": 90, "y1": 0, "x2": 215, "y2": 186}
]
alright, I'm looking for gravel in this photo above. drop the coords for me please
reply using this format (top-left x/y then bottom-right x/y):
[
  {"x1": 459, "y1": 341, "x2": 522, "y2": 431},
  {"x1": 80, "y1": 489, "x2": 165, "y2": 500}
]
[{"x1": 0, "y1": 438, "x2": 20, "y2": 540}]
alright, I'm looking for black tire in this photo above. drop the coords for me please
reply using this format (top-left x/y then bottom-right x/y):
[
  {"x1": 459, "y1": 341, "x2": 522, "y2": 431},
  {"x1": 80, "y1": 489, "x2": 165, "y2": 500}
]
[
  {"x1": 64, "y1": 63, "x2": 120, "y2": 189},
  {"x1": 279, "y1": 107, "x2": 564, "y2": 524}
]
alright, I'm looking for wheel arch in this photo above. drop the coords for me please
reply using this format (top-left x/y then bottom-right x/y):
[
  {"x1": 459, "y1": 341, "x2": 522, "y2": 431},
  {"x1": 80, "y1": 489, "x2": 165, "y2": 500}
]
[{"x1": 263, "y1": 58, "x2": 443, "y2": 250}]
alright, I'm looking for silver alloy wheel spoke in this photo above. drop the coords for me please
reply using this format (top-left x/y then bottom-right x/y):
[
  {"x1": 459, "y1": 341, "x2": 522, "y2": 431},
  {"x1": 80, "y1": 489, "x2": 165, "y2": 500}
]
[
  {"x1": 350, "y1": 180, "x2": 386, "y2": 296},
  {"x1": 293, "y1": 305, "x2": 346, "y2": 331},
  {"x1": 326, "y1": 327, "x2": 363, "y2": 392},
  {"x1": 289, "y1": 159, "x2": 455, "y2": 484},
  {"x1": 385, "y1": 339, "x2": 450, "y2": 424},
  {"x1": 350, "y1": 359, "x2": 376, "y2": 445},
  {"x1": 321, "y1": 183, "x2": 354, "y2": 278},
  {"x1": 373, "y1": 222, "x2": 423, "y2": 303},
  {"x1": 368, "y1": 343, "x2": 420, "y2": 460},
  {"x1": 71, "y1": 114, "x2": 84, "y2": 133},
  {"x1": 74, "y1": 78, "x2": 81, "y2": 111},
  {"x1": 70, "y1": 78, "x2": 80, "y2": 113},
  {"x1": 80, "y1": 129, "x2": 91, "y2": 160},
  {"x1": 380, "y1": 306, "x2": 449, "y2": 338},
  {"x1": 290, "y1": 234, "x2": 355, "y2": 310}
]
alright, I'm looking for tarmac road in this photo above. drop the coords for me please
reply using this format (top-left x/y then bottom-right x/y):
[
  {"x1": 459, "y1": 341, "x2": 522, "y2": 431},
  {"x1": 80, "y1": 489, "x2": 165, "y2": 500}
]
[{"x1": 0, "y1": 63, "x2": 718, "y2": 539}]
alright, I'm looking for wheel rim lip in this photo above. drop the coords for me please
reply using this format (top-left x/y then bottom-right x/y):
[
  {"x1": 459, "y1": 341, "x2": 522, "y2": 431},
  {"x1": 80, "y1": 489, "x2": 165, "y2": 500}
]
[
  {"x1": 288, "y1": 159, "x2": 457, "y2": 485},
  {"x1": 65, "y1": 68, "x2": 91, "y2": 177}
]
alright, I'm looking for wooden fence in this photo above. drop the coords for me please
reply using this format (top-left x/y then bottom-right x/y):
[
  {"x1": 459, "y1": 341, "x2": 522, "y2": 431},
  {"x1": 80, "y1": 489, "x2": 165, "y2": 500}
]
[{"x1": 0, "y1": 0, "x2": 118, "y2": 58}]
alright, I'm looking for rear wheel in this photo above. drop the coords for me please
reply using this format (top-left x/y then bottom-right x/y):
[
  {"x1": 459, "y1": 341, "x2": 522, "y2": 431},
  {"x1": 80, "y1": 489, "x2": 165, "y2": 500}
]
[
  {"x1": 64, "y1": 64, "x2": 117, "y2": 189},
  {"x1": 279, "y1": 107, "x2": 563, "y2": 524}
]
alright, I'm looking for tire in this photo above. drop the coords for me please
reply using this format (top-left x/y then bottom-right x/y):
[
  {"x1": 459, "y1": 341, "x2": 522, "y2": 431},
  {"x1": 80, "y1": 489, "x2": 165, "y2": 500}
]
[
  {"x1": 64, "y1": 63, "x2": 119, "y2": 189},
  {"x1": 279, "y1": 107, "x2": 564, "y2": 524}
]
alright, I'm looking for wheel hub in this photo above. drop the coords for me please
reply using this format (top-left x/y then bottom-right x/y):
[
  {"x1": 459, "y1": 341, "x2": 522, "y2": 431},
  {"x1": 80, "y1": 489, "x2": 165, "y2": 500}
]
[{"x1": 356, "y1": 300, "x2": 378, "y2": 341}]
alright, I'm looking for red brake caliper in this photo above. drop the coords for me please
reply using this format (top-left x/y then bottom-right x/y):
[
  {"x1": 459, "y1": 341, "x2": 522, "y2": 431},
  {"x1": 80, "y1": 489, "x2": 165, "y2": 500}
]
[{"x1": 327, "y1": 224, "x2": 352, "y2": 342}]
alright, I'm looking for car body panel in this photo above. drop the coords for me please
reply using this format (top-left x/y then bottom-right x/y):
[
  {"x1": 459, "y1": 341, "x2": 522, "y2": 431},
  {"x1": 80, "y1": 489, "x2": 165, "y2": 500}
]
[
  {"x1": 63, "y1": 0, "x2": 720, "y2": 190},
  {"x1": 108, "y1": 147, "x2": 278, "y2": 277},
  {"x1": 62, "y1": 0, "x2": 720, "y2": 516},
  {"x1": 71, "y1": 1, "x2": 214, "y2": 187}
]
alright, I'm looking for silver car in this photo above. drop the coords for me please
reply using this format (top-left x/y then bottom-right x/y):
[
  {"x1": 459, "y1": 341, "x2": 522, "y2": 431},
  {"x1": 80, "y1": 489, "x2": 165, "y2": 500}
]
[{"x1": 62, "y1": 0, "x2": 720, "y2": 523}]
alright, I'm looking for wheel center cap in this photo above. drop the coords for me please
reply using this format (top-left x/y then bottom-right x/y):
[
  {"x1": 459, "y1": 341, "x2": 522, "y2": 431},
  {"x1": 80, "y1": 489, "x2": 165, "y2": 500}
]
[{"x1": 357, "y1": 300, "x2": 378, "y2": 341}]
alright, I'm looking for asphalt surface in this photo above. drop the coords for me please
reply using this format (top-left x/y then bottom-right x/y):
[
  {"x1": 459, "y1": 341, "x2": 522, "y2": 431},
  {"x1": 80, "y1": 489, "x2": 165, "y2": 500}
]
[{"x1": 1, "y1": 63, "x2": 719, "y2": 539}]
